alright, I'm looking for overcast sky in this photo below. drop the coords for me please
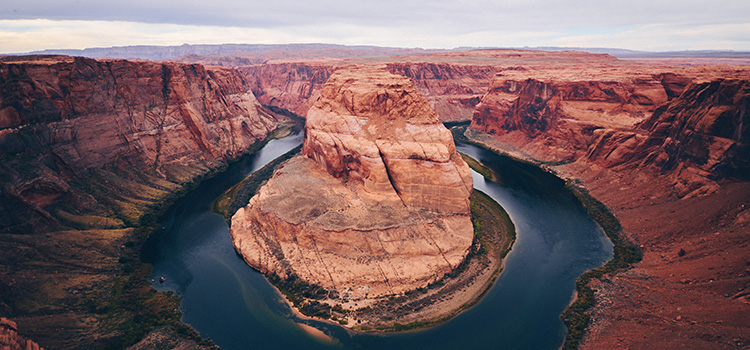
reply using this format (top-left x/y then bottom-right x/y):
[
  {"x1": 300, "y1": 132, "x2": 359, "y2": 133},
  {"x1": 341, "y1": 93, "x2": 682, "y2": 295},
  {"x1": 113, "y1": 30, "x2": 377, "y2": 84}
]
[{"x1": 1, "y1": 0, "x2": 749, "y2": 53}]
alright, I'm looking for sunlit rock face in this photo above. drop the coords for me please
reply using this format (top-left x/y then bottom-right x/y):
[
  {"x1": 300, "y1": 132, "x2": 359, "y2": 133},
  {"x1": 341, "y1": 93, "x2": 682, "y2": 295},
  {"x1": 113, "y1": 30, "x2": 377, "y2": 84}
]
[
  {"x1": 303, "y1": 65, "x2": 473, "y2": 213},
  {"x1": 231, "y1": 66, "x2": 474, "y2": 299}
]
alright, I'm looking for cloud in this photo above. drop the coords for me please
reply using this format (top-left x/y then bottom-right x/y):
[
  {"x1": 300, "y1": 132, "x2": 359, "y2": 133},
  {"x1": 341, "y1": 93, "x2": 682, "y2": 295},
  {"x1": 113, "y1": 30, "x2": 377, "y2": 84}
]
[
  {"x1": 1, "y1": 0, "x2": 749, "y2": 54},
  {"x1": 550, "y1": 23, "x2": 750, "y2": 51}
]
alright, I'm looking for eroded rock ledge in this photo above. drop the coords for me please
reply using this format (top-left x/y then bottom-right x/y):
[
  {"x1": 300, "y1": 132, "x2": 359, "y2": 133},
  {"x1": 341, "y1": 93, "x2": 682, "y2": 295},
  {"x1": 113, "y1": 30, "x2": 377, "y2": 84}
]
[{"x1": 231, "y1": 66, "x2": 473, "y2": 301}]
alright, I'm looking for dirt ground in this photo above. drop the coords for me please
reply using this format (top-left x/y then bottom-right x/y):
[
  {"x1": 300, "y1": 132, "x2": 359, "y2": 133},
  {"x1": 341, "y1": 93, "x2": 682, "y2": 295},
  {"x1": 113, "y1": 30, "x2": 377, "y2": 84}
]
[{"x1": 561, "y1": 164, "x2": 750, "y2": 349}]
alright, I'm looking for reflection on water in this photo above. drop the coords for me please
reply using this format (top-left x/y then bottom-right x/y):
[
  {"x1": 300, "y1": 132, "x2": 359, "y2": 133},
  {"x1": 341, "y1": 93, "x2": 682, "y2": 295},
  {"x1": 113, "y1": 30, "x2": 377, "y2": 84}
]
[{"x1": 141, "y1": 134, "x2": 612, "y2": 350}]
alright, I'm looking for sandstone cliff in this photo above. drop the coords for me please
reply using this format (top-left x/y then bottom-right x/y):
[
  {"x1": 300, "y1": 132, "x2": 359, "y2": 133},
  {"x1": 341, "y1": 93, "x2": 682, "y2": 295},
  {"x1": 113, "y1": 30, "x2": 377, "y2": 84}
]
[
  {"x1": 239, "y1": 63, "x2": 333, "y2": 117},
  {"x1": 385, "y1": 62, "x2": 498, "y2": 122},
  {"x1": 468, "y1": 70, "x2": 677, "y2": 162},
  {"x1": 0, "y1": 318, "x2": 43, "y2": 350},
  {"x1": 0, "y1": 55, "x2": 278, "y2": 348},
  {"x1": 461, "y1": 55, "x2": 750, "y2": 349},
  {"x1": 240, "y1": 61, "x2": 498, "y2": 122},
  {"x1": 231, "y1": 66, "x2": 473, "y2": 300},
  {"x1": 585, "y1": 79, "x2": 750, "y2": 198},
  {"x1": 0, "y1": 55, "x2": 277, "y2": 232}
]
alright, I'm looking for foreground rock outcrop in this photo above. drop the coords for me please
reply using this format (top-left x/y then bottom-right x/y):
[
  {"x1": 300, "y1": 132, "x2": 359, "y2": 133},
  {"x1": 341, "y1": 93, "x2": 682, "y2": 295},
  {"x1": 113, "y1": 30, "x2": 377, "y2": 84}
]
[
  {"x1": 231, "y1": 66, "x2": 473, "y2": 301},
  {"x1": 0, "y1": 55, "x2": 279, "y2": 348},
  {"x1": 0, "y1": 318, "x2": 43, "y2": 350}
]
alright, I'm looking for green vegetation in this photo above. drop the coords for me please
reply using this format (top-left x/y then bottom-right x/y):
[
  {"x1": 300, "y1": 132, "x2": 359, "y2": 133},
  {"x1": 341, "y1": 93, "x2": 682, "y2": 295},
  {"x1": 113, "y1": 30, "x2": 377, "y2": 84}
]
[
  {"x1": 455, "y1": 133, "x2": 641, "y2": 349},
  {"x1": 55, "y1": 210, "x2": 126, "y2": 229},
  {"x1": 214, "y1": 145, "x2": 302, "y2": 219},
  {"x1": 99, "y1": 227, "x2": 216, "y2": 349},
  {"x1": 460, "y1": 153, "x2": 500, "y2": 182},
  {"x1": 266, "y1": 273, "x2": 333, "y2": 319},
  {"x1": 561, "y1": 184, "x2": 642, "y2": 350}
]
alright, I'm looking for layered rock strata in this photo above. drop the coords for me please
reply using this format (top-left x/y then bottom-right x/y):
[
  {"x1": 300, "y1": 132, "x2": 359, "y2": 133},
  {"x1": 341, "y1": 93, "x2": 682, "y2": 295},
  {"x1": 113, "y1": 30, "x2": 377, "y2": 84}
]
[
  {"x1": 231, "y1": 66, "x2": 473, "y2": 299},
  {"x1": 469, "y1": 71, "x2": 677, "y2": 162},
  {"x1": 465, "y1": 64, "x2": 750, "y2": 348},
  {"x1": 241, "y1": 61, "x2": 498, "y2": 122},
  {"x1": 0, "y1": 55, "x2": 278, "y2": 232},
  {"x1": 0, "y1": 55, "x2": 278, "y2": 348},
  {"x1": 585, "y1": 79, "x2": 750, "y2": 197},
  {"x1": 0, "y1": 318, "x2": 43, "y2": 350}
]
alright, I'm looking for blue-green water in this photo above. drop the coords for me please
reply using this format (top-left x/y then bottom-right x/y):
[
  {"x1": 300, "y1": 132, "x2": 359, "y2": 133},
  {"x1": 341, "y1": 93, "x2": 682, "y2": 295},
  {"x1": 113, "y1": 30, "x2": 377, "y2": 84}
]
[{"x1": 141, "y1": 132, "x2": 613, "y2": 349}]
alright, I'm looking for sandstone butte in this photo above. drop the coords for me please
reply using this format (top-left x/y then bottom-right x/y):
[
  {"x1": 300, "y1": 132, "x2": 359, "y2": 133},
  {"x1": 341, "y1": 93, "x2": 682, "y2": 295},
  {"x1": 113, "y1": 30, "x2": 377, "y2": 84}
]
[{"x1": 231, "y1": 66, "x2": 474, "y2": 305}]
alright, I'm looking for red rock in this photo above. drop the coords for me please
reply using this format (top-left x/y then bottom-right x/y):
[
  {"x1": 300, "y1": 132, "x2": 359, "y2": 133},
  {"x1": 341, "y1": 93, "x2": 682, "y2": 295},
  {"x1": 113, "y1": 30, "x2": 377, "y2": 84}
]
[{"x1": 231, "y1": 66, "x2": 473, "y2": 300}]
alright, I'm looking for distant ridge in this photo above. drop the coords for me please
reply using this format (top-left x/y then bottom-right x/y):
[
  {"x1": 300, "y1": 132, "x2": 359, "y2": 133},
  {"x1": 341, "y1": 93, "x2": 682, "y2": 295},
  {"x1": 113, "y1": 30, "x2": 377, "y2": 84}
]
[
  {"x1": 522, "y1": 46, "x2": 750, "y2": 59},
  {"x1": 19, "y1": 43, "x2": 750, "y2": 61},
  {"x1": 25, "y1": 43, "x2": 450, "y2": 61}
]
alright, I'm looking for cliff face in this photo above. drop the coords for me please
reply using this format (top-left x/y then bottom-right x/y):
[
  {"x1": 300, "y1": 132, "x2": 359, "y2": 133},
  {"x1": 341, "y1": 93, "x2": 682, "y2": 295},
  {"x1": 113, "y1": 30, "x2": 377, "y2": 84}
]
[
  {"x1": 303, "y1": 66, "x2": 473, "y2": 213},
  {"x1": 0, "y1": 55, "x2": 277, "y2": 232},
  {"x1": 585, "y1": 79, "x2": 750, "y2": 197},
  {"x1": 231, "y1": 66, "x2": 473, "y2": 300},
  {"x1": 386, "y1": 62, "x2": 498, "y2": 122},
  {"x1": 239, "y1": 63, "x2": 333, "y2": 117},
  {"x1": 0, "y1": 55, "x2": 278, "y2": 348},
  {"x1": 241, "y1": 61, "x2": 497, "y2": 122},
  {"x1": 469, "y1": 71, "x2": 675, "y2": 162},
  {"x1": 461, "y1": 55, "x2": 750, "y2": 349}
]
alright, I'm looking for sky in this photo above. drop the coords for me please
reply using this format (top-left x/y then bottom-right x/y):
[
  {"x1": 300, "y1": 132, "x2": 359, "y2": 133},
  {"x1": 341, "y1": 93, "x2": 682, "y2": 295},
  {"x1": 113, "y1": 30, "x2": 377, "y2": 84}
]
[{"x1": 1, "y1": 0, "x2": 749, "y2": 54}]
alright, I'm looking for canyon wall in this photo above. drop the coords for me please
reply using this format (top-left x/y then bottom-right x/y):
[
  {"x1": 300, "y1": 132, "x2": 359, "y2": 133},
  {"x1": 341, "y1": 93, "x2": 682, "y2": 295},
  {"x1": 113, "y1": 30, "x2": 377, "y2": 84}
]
[
  {"x1": 0, "y1": 55, "x2": 278, "y2": 232},
  {"x1": 464, "y1": 57, "x2": 750, "y2": 349},
  {"x1": 0, "y1": 55, "x2": 278, "y2": 348},
  {"x1": 585, "y1": 79, "x2": 750, "y2": 197},
  {"x1": 385, "y1": 62, "x2": 498, "y2": 122},
  {"x1": 468, "y1": 70, "x2": 687, "y2": 162},
  {"x1": 231, "y1": 66, "x2": 473, "y2": 300},
  {"x1": 467, "y1": 70, "x2": 748, "y2": 198},
  {"x1": 240, "y1": 61, "x2": 498, "y2": 122},
  {"x1": 239, "y1": 63, "x2": 333, "y2": 117}
]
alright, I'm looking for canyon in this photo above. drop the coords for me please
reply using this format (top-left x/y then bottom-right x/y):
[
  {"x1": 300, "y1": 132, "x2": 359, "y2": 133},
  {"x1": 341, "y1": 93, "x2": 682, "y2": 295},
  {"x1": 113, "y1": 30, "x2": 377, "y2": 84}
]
[
  {"x1": 0, "y1": 47, "x2": 749, "y2": 349},
  {"x1": 230, "y1": 66, "x2": 477, "y2": 325},
  {"x1": 0, "y1": 55, "x2": 282, "y2": 348},
  {"x1": 456, "y1": 52, "x2": 750, "y2": 349},
  {"x1": 232, "y1": 49, "x2": 750, "y2": 348}
]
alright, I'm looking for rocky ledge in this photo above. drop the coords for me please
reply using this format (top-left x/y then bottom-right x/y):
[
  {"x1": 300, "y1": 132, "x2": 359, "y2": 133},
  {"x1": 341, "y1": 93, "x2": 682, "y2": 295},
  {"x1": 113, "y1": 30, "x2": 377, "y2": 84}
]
[{"x1": 231, "y1": 66, "x2": 474, "y2": 303}]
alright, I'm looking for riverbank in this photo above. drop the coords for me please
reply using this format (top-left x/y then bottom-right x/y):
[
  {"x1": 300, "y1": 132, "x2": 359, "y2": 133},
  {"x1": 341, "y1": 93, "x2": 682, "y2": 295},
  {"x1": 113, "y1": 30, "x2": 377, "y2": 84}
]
[
  {"x1": 457, "y1": 126, "x2": 750, "y2": 349},
  {"x1": 452, "y1": 126, "x2": 638, "y2": 348},
  {"x1": 2, "y1": 111, "x2": 302, "y2": 349},
  {"x1": 217, "y1": 151, "x2": 516, "y2": 333}
]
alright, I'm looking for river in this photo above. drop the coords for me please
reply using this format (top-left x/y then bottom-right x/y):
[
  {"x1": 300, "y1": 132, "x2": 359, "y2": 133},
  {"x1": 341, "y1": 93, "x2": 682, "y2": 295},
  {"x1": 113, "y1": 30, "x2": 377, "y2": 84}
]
[{"x1": 141, "y1": 130, "x2": 613, "y2": 349}]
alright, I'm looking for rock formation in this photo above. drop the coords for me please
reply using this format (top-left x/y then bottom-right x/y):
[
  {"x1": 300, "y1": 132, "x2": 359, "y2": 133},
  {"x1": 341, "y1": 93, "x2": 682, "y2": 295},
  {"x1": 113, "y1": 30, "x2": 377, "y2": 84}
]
[
  {"x1": 585, "y1": 79, "x2": 750, "y2": 198},
  {"x1": 469, "y1": 71, "x2": 675, "y2": 162},
  {"x1": 240, "y1": 61, "x2": 498, "y2": 122},
  {"x1": 0, "y1": 55, "x2": 279, "y2": 348},
  {"x1": 460, "y1": 51, "x2": 750, "y2": 349},
  {"x1": 0, "y1": 318, "x2": 43, "y2": 350},
  {"x1": 231, "y1": 66, "x2": 473, "y2": 299},
  {"x1": 240, "y1": 63, "x2": 333, "y2": 117},
  {"x1": 385, "y1": 62, "x2": 499, "y2": 122},
  {"x1": 0, "y1": 55, "x2": 278, "y2": 232}
]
